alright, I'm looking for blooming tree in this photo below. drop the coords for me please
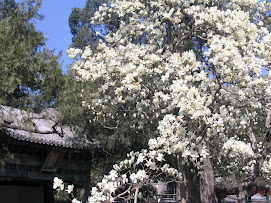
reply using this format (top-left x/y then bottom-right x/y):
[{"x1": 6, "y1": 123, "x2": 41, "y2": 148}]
[{"x1": 62, "y1": 0, "x2": 271, "y2": 202}]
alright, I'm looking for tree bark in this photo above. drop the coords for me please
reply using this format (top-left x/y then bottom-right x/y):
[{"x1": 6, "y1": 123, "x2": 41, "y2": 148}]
[
  {"x1": 200, "y1": 156, "x2": 217, "y2": 203},
  {"x1": 177, "y1": 147, "x2": 216, "y2": 203},
  {"x1": 176, "y1": 154, "x2": 188, "y2": 203},
  {"x1": 186, "y1": 165, "x2": 201, "y2": 203},
  {"x1": 177, "y1": 154, "x2": 201, "y2": 203}
]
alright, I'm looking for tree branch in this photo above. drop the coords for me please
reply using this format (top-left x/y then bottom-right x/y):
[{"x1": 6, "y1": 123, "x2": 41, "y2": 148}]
[
  {"x1": 245, "y1": 108, "x2": 258, "y2": 152},
  {"x1": 114, "y1": 186, "x2": 132, "y2": 201}
]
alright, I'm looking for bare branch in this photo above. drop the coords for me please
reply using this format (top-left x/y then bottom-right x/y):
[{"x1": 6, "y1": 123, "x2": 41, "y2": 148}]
[
  {"x1": 99, "y1": 122, "x2": 119, "y2": 130},
  {"x1": 114, "y1": 186, "x2": 132, "y2": 200}
]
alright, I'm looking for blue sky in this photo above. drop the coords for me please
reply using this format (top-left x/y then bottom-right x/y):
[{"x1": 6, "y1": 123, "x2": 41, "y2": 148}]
[{"x1": 16, "y1": 0, "x2": 86, "y2": 73}]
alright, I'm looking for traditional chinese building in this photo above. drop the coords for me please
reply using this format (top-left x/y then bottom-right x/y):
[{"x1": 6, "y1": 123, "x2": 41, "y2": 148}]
[{"x1": 0, "y1": 105, "x2": 97, "y2": 203}]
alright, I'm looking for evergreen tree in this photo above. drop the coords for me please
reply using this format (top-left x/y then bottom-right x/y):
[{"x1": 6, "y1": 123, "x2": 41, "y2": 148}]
[
  {"x1": 68, "y1": 0, "x2": 119, "y2": 50},
  {"x1": 0, "y1": 0, "x2": 64, "y2": 111}
]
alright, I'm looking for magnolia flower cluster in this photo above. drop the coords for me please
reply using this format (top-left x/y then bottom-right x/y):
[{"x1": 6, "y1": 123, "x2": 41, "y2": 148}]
[
  {"x1": 222, "y1": 138, "x2": 255, "y2": 158},
  {"x1": 67, "y1": 48, "x2": 82, "y2": 59},
  {"x1": 150, "y1": 114, "x2": 209, "y2": 171},
  {"x1": 88, "y1": 149, "x2": 181, "y2": 202},
  {"x1": 220, "y1": 138, "x2": 256, "y2": 174},
  {"x1": 53, "y1": 177, "x2": 81, "y2": 203},
  {"x1": 53, "y1": 177, "x2": 64, "y2": 191}
]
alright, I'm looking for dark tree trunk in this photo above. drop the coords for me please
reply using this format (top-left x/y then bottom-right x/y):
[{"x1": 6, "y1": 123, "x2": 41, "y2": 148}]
[
  {"x1": 176, "y1": 154, "x2": 187, "y2": 203},
  {"x1": 186, "y1": 165, "x2": 201, "y2": 203},
  {"x1": 176, "y1": 176, "x2": 185, "y2": 202},
  {"x1": 177, "y1": 148, "x2": 216, "y2": 203},
  {"x1": 177, "y1": 154, "x2": 201, "y2": 203}
]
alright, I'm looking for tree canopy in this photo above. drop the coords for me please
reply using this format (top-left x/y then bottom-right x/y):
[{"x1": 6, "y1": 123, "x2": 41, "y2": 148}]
[{"x1": 0, "y1": 0, "x2": 64, "y2": 111}]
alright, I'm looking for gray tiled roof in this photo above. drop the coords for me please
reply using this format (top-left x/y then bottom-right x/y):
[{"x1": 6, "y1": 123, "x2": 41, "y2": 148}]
[{"x1": 0, "y1": 105, "x2": 94, "y2": 149}]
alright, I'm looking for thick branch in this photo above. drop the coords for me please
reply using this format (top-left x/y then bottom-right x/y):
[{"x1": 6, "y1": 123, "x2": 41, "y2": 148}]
[
  {"x1": 167, "y1": 20, "x2": 173, "y2": 51},
  {"x1": 245, "y1": 109, "x2": 258, "y2": 152}
]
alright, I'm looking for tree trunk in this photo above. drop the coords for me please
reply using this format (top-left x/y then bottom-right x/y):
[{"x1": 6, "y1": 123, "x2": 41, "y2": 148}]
[
  {"x1": 177, "y1": 154, "x2": 201, "y2": 203},
  {"x1": 186, "y1": 165, "x2": 201, "y2": 203},
  {"x1": 176, "y1": 154, "x2": 188, "y2": 203},
  {"x1": 177, "y1": 150, "x2": 216, "y2": 203},
  {"x1": 200, "y1": 156, "x2": 217, "y2": 203},
  {"x1": 238, "y1": 186, "x2": 247, "y2": 203}
]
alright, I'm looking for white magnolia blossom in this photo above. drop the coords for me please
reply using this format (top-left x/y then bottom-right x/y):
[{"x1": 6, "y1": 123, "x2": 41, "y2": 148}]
[
  {"x1": 53, "y1": 177, "x2": 64, "y2": 191},
  {"x1": 130, "y1": 170, "x2": 148, "y2": 183},
  {"x1": 67, "y1": 48, "x2": 82, "y2": 59},
  {"x1": 66, "y1": 184, "x2": 74, "y2": 194},
  {"x1": 72, "y1": 199, "x2": 82, "y2": 203},
  {"x1": 64, "y1": 0, "x2": 271, "y2": 202}
]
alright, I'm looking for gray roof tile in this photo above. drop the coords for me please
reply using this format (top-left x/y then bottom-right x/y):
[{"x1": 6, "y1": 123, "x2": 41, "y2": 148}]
[{"x1": 0, "y1": 105, "x2": 95, "y2": 149}]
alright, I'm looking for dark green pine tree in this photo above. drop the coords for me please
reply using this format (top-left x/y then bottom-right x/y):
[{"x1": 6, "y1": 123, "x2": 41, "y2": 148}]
[
  {"x1": 0, "y1": 0, "x2": 64, "y2": 112},
  {"x1": 68, "y1": 0, "x2": 119, "y2": 50}
]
